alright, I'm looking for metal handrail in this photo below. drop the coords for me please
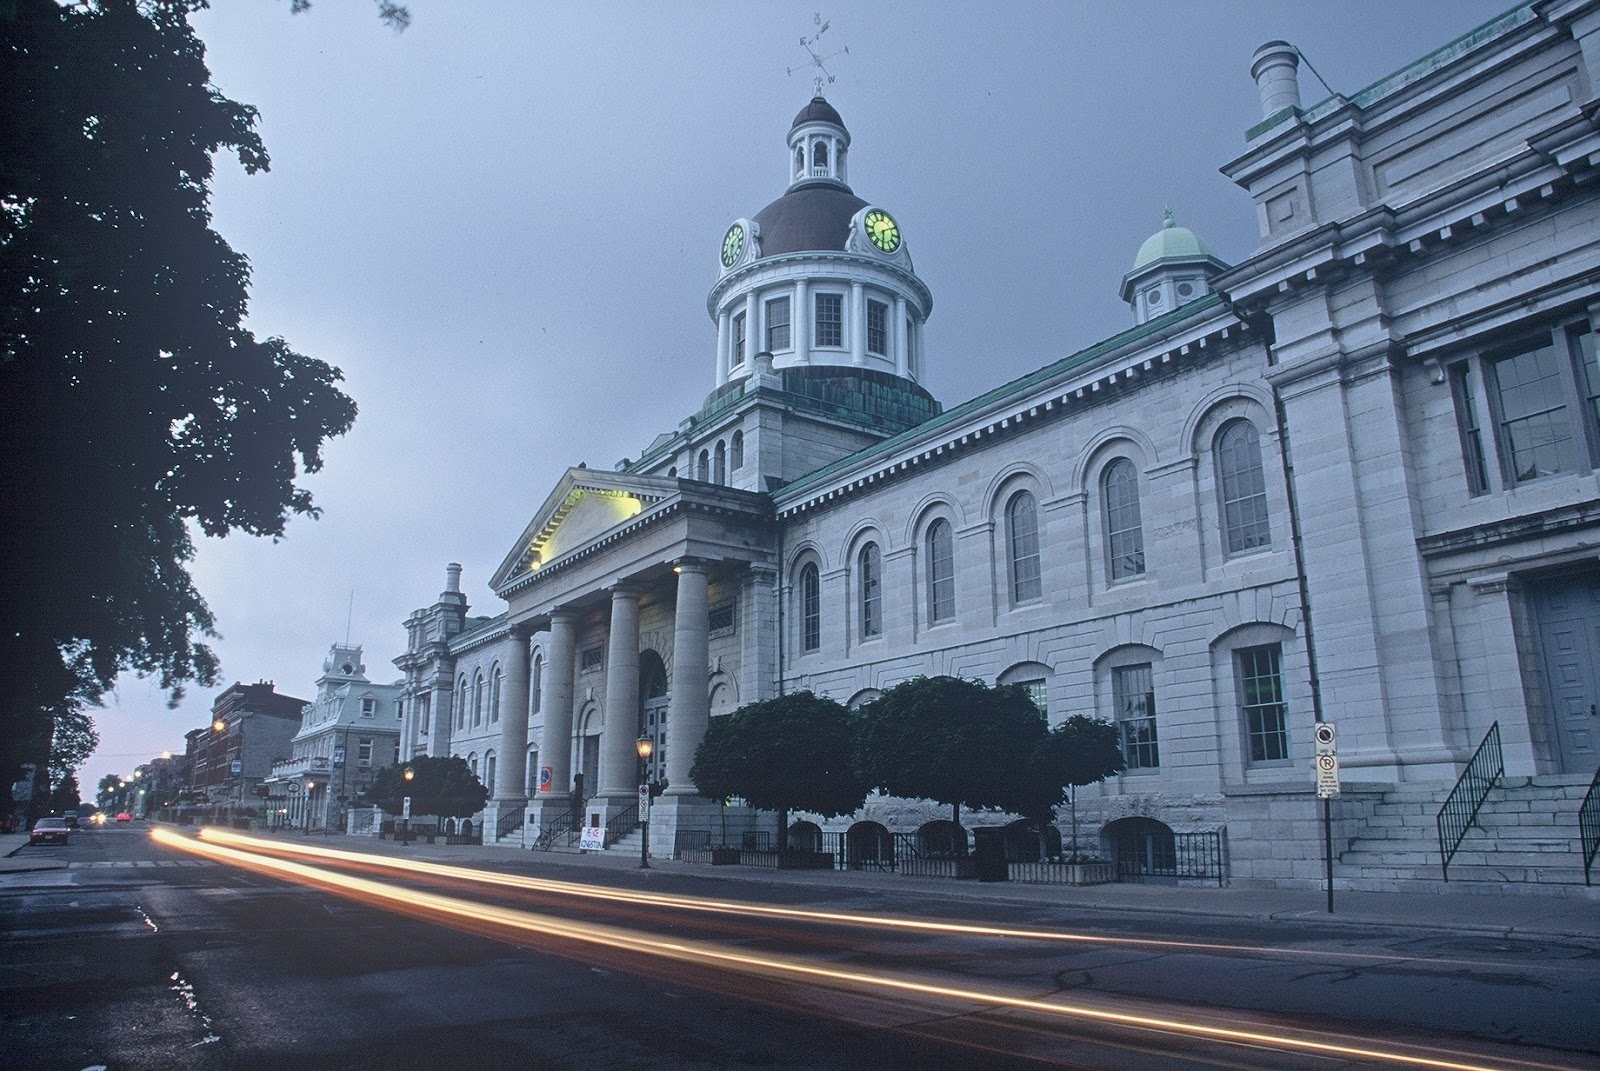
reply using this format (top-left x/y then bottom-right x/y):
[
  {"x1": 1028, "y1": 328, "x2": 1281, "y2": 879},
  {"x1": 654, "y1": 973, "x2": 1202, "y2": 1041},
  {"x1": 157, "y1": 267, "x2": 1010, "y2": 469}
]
[
  {"x1": 1436, "y1": 722, "x2": 1503, "y2": 881},
  {"x1": 495, "y1": 806, "x2": 524, "y2": 842},
  {"x1": 1580, "y1": 765, "x2": 1600, "y2": 887},
  {"x1": 605, "y1": 803, "x2": 639, "y2": 848}
]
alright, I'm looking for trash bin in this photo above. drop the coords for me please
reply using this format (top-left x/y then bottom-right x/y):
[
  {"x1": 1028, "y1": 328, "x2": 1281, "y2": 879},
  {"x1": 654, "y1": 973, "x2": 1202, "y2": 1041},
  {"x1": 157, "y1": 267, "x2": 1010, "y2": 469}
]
[{"x1": 972, "y1": 827, "x2": 1009, "y2": 883}]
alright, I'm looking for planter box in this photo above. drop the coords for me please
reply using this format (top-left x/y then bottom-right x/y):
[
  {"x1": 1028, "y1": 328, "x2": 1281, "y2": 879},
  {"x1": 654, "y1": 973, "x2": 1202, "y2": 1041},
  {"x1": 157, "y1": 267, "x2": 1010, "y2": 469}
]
[
  {"x1": 899, "y1": 856, "x2": 977, "y2": 880},
  {"x1": 680, "y1": 847, "x2": 742, "y2": 865},
  {"x1": 1012, "y1": 861, "x2": 1115, "y2": 886}
]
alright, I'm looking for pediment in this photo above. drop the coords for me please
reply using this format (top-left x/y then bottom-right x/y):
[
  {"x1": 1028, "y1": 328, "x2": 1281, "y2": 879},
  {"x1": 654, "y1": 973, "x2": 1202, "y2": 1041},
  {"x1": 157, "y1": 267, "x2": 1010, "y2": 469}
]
[{"x1": 489, "y1": 468, "x2": 679, "y2": 592}]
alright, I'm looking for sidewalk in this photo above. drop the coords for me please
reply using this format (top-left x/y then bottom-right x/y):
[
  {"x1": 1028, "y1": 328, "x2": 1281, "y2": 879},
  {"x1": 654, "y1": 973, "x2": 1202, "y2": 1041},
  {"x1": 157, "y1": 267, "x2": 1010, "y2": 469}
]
[{"x1": 5, "y1": 827, "x2": 1596, "y2": 940}]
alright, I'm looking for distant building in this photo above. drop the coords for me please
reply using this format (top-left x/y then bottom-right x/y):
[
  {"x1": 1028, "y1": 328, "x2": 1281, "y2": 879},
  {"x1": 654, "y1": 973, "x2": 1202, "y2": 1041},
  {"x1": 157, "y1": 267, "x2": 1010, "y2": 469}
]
[
  {"x1": 263, "y1": 644, "x2": 402, "y2": 832},
  {"x1": 184, "y1": 681, "x2": 305, "y2": 808},
  {"x1": 397, "y1": 4, "x2": 1600, "y2": 892}
]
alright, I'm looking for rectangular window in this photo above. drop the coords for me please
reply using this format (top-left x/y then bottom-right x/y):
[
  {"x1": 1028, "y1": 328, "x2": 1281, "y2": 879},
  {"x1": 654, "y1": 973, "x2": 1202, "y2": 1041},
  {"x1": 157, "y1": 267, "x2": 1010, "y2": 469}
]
[
  {"x1": 1237, "y1": 644, "x2": 1289, "y2": 763},
  {"x1": 1018, "y1": 679, "x2": 1047, "y2": 717},
  {"x1": 731, "y1": 312, "x2": 746, "y2": 366},
  {"x1": 815, "y1": 293, "x2": 843, "y2": 348},
  {"x1": 1113, "y1": 663, "x2": 1159, "y2": 769},
  {"x1": 360, "y1": 697, "x2": 375, "y2": 718},
  {"x1": 1575, "y1": 327, "x2": 1599, "y2": 465},
  {"x1": 866, "y1": 299, "x2": 888, "y2": 356},
  {"x1": 357, "y1": 738, "x2": 373, "y2": 767},
  {"x1": 707, "y1": 601, "x2": 735, "y2": 636},
  {"x1": 765, "y1": 297, "x2": 791, "y2": 351},
  {"x1": 1448, "y1": 362, "x2": 1491, "y2": 496},
  {"x1": 1487, "y1": 336, "x2": 1577, "y2": 483},
  {"x1": 801, "y1": 565, "x2": 820, "y2": 653},
  {"x1": 579, "y1": 645, "x2": 603, "y2": 673}
]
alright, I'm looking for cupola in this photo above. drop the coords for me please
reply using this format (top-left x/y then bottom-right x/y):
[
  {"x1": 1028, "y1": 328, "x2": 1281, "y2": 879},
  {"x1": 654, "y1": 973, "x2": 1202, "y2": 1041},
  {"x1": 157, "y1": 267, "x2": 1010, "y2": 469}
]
[{"x1": 1119, "y1": 208, "x2": 1230, "y2": 325}]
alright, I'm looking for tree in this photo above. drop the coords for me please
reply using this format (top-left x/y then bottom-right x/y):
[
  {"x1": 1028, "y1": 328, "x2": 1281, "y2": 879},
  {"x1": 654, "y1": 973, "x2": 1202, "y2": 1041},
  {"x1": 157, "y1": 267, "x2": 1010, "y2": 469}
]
[
  {"x1": 1039, "y1": 715, "x2": 1125, "y2": 859},
  {"x1": 0, "y1": 0, "x2": 359, "y2": 815},
  {"x1": 49, "y1": 709, "x2": 99, "y2": 784},
  {"x1": 855, "y1": 676, "x2": 1048, "y2": 828},
  {"x1": 690, "y1": 691, "x2": 868, "y2": 850},
  {"x1": 362, "y1": 756, "x2": 489, "y2": 823},
  {"x1": 49, "y1": 773, "x2": 82, "y2": 815}
]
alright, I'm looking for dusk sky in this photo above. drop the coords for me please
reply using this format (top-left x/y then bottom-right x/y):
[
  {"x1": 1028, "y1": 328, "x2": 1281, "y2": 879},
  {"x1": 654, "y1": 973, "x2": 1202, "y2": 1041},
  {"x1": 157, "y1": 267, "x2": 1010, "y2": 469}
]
[{"x1": 86, "y1": 1, "x2": 1513, "y2": 788}]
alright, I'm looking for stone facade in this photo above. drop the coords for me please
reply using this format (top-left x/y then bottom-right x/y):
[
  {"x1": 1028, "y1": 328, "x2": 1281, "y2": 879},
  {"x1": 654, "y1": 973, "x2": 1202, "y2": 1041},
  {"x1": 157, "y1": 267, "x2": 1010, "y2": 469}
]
[{"x1": 397, "y1": 3, "x2": 1600, "y2": 890}]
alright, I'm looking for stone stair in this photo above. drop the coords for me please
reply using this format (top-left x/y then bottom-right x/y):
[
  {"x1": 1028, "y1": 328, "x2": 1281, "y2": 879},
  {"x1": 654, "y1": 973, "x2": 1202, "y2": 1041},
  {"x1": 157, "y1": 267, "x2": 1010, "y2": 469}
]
[{"x1": 1334, "y1": 775, "x2": 1597, "y2": 897}]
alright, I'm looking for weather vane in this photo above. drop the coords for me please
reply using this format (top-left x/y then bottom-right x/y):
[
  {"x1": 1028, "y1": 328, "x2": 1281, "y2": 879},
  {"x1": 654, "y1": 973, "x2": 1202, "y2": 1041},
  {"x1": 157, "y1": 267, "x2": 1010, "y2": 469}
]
[{"x1": 788, "y1": 13, "x2": 848, "y2": 98}]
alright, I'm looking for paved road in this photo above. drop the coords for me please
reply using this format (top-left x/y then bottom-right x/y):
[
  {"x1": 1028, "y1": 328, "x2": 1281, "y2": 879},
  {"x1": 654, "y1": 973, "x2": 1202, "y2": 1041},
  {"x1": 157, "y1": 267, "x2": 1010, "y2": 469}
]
[{"x1": 3, "y1": 824, "x2": 1597, "y2": 1070}]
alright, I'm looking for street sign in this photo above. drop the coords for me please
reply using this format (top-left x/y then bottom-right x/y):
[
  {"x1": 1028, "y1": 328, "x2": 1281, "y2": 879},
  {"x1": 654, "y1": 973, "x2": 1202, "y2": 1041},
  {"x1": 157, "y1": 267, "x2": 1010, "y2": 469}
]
[
  {"x1": 402, "y1": 796, "x2": 411, "y2": 819},
  {"x1": 638, "y1": 785, "x2": 651, "y2": 812},
  {"x1": 1316, "y1": 752, "x2": 1341, "y2": 798},
  {"x1": 1314, "y1": 722, "x2": 1336, "y2": 753},
  {"x1": 287, "y1": 781, "x2": 301, "y2": 794},
  {"x1": 332, "y1": 746, "x2": 345, "y2": 770},
  {"x1": 579, "y1": 826, "x2": 606, "y2": 851},
  {"x1": 230, "y1": 758, "x2": 242, "y2": 776}
]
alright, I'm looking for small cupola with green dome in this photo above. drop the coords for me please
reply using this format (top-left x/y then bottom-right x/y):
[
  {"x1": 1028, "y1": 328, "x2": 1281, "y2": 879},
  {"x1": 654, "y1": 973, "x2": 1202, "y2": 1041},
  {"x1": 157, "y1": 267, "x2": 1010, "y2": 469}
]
[{"x1": 1119, "y1": 208, "x2": 1229, "y2": 325}]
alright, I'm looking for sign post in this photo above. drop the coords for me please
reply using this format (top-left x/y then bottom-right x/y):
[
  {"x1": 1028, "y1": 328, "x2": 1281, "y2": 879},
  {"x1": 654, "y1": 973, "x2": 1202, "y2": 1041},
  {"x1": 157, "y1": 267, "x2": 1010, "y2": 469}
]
[{"x1": 1314, "y1": 722, "x2": 1339, "y2": 913}]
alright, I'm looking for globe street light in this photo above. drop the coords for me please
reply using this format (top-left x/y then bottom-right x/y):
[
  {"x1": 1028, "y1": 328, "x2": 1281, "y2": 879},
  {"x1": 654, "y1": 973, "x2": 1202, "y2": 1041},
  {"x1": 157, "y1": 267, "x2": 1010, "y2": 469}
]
[{"x1": 634, "y1": 733, "x2": 653, "y2": 869}]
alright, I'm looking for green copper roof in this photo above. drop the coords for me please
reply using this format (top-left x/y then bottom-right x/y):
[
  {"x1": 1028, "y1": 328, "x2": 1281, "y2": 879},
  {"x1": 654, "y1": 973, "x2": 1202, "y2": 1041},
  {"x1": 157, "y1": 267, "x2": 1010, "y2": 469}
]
[{"x1": 1132, "y1": 207, "x2": 1219, "y2": 270}]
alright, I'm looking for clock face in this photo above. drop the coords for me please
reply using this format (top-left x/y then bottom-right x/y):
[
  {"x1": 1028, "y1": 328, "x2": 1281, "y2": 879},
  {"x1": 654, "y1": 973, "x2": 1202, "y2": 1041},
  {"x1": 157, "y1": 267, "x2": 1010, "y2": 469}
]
[
  {"x1": 864, "y1": 209, "x2": 901, "y2": 254},
  {"x1": 721, "y1": 223, "x2": 745, "y2": 268}
]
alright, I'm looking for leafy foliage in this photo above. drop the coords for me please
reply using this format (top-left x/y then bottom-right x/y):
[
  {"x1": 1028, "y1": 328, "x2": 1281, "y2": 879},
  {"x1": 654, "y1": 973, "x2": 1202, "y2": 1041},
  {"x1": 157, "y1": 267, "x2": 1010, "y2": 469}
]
[
  {"x1": 0, "y1": 0, "x2": 359, "y2": 803},
  {"x1": 855, "y1": 676, "x2": 1048, "y2": 824},
  {"x1": 690, "y1": 691, "x2": 868, "y2": 845},
  {"x1": 362, "y1": 756, "x2": 489, "y2": 821},
  {"x1": 1036, "y1": 715, "x2": 1125, "y2": 857},
  {"x1": 49, "y1": 774, "x2": 83, "y2": 814},
  {"x1": 49, "y1": 709, "x2": 100, "y2": 783}
]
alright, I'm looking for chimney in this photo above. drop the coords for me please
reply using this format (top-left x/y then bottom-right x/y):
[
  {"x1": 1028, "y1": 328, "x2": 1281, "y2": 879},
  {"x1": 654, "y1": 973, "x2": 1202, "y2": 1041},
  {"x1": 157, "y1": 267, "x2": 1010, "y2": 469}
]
[
  {"x1": 444, "y1": 562, "x2": 462, "y2": 594},
  {"x1": 1251, "y1": 41, "x2": 1301, "y2": 120}
]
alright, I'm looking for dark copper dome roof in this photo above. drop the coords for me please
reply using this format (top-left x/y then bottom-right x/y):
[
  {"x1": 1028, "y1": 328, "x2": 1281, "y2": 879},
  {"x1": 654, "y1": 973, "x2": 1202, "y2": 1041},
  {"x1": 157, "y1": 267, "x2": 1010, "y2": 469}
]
[
  {"x1": 751, "y1": 183, "x2": 868, "y2": 257},
  {"x1": 791, "y1": 96, "x2": 845, "y2": 131}
]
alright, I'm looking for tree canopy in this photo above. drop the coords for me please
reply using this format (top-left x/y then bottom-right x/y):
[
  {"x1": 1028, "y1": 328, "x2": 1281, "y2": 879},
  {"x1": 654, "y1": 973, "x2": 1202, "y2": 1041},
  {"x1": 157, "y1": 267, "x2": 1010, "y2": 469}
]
[
  {"x1": 0, "y1": 0, "x2": 358, "y2": 809},
  {"x1": 1038, "y1": 715, "x2": 1125, "y2": 857},
  {"x1": 362, "y1": 757, "x2": 489, "y2": 821},
  {"x1": 855, "y1": 676, "x2": 1049, "y2": 825},
  {"x1": 690, "y1": 691, "x2": 868, "y2": 847}
]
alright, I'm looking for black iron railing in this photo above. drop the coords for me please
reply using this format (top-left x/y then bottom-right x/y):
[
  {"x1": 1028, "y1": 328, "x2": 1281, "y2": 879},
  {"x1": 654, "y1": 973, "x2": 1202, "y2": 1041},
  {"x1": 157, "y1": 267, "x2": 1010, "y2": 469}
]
[
  {"x1": 1437, "y1": 722, "x2": 1503, "y2": 881},
  {"x1": 605, "y1": 803, "x2": 639, "y2": 848},
  {"x1": 1580, "y1": 765, "x2": 1600, "y2": 888},
  {"x1": 495, "y1": 807, "x2": 524, "y2": 842},
  {"x1": 533, "y1": 807, "x2": 579, "y2": 850},
  {"x1": 1114, "y1": 831, "x2": 1227, "y2": 887}
]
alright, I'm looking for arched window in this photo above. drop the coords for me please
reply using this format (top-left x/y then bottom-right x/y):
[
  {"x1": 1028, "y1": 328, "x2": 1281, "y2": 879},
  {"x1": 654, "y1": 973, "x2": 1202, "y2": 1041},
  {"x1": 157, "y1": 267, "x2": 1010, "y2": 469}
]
[
  {"x1": 1007, "y1": 491, "x2": 1041, "y2": 603},
  {"x1": 488, "y1": 665, "x2": 502, "y2": 724},
  {"x1": 858, "y1": 541, "x2": 882, "y2": 640},
  {"x1": 531, "y1": 655, "x2": 543, "y2": 716},
  {"x1": 730, "y1": 430, "x2": 744, "y2": 470},
  {"x1": 455, "y1": 675, "x2": 467, "y2": 729},
  {"x1": 467, "y1": 753, "x2": 478, "y2": 778},
  {"x1": 472, "y1": 671, "x2": 484, "y2": 726},
  {"x1": 813, "y1": 139, "x2": 828, "y2": 171},
  {"x1": 799, "y1": 561, "x2": 820, "y2": 652},
  {"x1": 794, "y1": 145, "x2": 805, "y2": 176},
  {"x1": 696, "y1": 450, "x2": 710, "y2": 481},
  {"x1": 667, "y1": 466, "x2": 677, "y2": 478},
  {"x1": 1216, "y1": 420, "x2": 1271, "y2": 553},
  {"x1": 1103, "y1": 458, "x2": 1145, "y2": 580},
  {"x1": 714, "y1": 440, "x2": 727, "y2": 484},
  {"x1": 925, "y1": 519, "x2": 954, "y2": 623},
  {"x1": 484, "y1": 751, "x2": 497, "y2": 795}
]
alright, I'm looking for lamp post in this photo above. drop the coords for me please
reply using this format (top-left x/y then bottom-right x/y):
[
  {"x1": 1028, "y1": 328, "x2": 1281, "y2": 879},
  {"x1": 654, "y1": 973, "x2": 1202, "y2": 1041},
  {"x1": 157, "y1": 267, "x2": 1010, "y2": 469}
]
[
  {"x1": 305, "y1": 782, "x2": 317, "y2": 834},
  {"x1": 634, "y1": 733, "x2": 653, "y2": 869},
  {"x1": 402, "y1": 765, "x2": 414, "y2": 841}
]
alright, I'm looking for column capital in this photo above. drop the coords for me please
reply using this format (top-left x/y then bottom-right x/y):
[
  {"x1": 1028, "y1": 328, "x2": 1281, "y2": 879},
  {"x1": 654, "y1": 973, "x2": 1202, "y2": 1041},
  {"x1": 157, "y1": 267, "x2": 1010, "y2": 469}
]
[
  {"x1": 673, "y1": 557, "x2": 710, "y2": 576},
  {"x1": 607, "y1": 583, "x2": 641, "y2": 602}
]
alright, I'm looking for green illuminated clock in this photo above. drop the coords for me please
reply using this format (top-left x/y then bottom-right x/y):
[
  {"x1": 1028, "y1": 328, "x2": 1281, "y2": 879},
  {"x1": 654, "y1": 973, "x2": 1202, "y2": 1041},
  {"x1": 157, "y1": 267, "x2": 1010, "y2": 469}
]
[
  {"x1": 864, "y1": 208, "x2": 901, "y2": 254},
  {"x1": 721, "y1": 222, "x2": 745, "y2": 268}
]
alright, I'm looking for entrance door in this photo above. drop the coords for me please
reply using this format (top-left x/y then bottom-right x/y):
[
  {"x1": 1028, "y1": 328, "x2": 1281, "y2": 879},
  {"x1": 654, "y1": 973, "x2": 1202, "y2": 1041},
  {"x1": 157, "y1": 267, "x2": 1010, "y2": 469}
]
[
  {"x1": 642, "y1": 696, "x2": 668, "y2": 784},
  {"x1": 1529, "y1": 576, "x2": 1600, "y2": 774}
]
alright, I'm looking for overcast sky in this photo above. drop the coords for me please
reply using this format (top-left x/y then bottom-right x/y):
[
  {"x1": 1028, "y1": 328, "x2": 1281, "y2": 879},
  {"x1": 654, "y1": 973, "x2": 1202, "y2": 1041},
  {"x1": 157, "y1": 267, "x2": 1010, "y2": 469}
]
[{"x1": 86, "y1": 0, "x2": 1515, "y2": 787}]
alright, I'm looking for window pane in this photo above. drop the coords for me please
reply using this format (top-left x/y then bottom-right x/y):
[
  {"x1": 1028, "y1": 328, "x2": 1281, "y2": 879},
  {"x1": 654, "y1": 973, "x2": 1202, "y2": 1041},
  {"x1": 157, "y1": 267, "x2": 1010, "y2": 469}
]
[
  {"x1": 766, "y1": 297, "x2": 791, "y2": 351},
  {"x1": 1113, "y1": 663, "x2": 1158, "y2": 769},
  {"x1": 1237, "y1": 644, "x2": 1288, "y2": 763},
  {"x1": 867, "y1": 299, "x2": 887, "y2": 356},
  {"x1": 1448, "y1": 363, "x2": 1491, "y2": 495},
  {"x1": 1008, "y1": 492, "x2": 1041, "y2": 603},
  {"x1": 732, "y1": 312, "x2": 746, "y2": 366},
  {"x1": 1217, "y1": 421, "x2": 1271, "y2": 554},
  {"x1": 1103, "y1": 458, "x2": 1145, "y2": 580},
  {"x1": 1018, "y1": 678, "x2": 1047, "y2": 717},
  {"x1": 1489, "y1": 339, "x2": 1576, "y2": 482},
  {"x1": 801, "y1": 563, "x2": 820, "y2": 652},
  {"x1": 859, "y1": 542, "x2": 881, "y2": 639},
  {"x1": 926, "y1": 520, "x2": 954, "y2": 623},
  {"x1": 730, "y1": 430, "x2": 744, "y2": 470},
  {"x1": 1571, "y1": 327, "x2": 1598, "y2": 465},
  {"x1": 816, "y1": 293, "x2": 843, "y2": 347}
]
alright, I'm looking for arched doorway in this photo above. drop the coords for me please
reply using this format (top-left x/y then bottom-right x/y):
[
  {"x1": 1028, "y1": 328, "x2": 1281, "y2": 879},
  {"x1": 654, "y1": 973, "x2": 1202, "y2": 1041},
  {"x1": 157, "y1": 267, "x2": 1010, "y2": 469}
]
[
  {"x1": 916, "y1": 819, "x2": 967, "y2": 857},
  {"x1": 1000, "y1": 817, "x2": 1060, "y2": 862},
  {"x1": 1105, "y1": 816, "x2": 1177, "y2": 884},
  {"x1": 639, "y1": 651, "x2": 668, "y2": 785},
  {"x1": 845, "y1": 820, "x2": 893, "y2": 870},
  {"x1": 788, "y1": 820, "x2": 823, "y2": 852}
]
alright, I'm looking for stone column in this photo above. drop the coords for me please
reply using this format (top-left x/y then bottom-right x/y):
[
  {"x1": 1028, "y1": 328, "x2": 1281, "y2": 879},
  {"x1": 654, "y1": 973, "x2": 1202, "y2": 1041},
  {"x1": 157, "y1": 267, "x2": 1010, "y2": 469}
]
[
  {"x1": 665, "y1": 561, "x2": 710, "y2": 796},
  {"x1": 496, "y1": 625, "x2": 531, "y2": 809},
  {"x1": 541, "y1": 610, "x2": 577, "y2": 801},
  {"x1": 793, "y1": 279, "x2": 810, "y2": 366},
  {"x1": 850, "y1": 281, "x2": 865, "y2": 365},
  {"x1": 716, "y1": 310, "x2": 730, "y2": 385},
  {"x1": 743, "y1": 292, "x2": 758, "y2": 367},
  {"x1": 894, "y1": 295, "x2": 909, "y2": 378},
  {"x1": 601, "y1": 587, "x2": 641, "y2": 800},
  {"x1": 427, "y1": 678, "x2": 452, "y2": 756}
]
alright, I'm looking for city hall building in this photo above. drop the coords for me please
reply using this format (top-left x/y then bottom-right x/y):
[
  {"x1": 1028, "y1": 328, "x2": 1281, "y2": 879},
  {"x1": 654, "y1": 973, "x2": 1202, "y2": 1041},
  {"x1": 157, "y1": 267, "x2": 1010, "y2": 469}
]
[{"x1": 395, "y1": 2, "x2": 1600, "y2": 892}]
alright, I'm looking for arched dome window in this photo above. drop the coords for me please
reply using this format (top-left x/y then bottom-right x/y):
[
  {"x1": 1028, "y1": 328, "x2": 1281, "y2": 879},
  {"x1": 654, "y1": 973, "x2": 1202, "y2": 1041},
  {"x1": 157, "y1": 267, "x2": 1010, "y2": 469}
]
[
  {"x1": 794, "y1": 145, "x2": 805, "y2": 177},
  {"x1": 730, "y1": 430, "x2": 744, "y2": 470},
  {"x1": 812, "y1": 139, "x2": 829, "y2": 174},
  {"x1": 697, "y1": 450, "x2": 710, "y2": 481},
  {"x1": 714, "y1": 440, "x2": 727, "y2": 484}
]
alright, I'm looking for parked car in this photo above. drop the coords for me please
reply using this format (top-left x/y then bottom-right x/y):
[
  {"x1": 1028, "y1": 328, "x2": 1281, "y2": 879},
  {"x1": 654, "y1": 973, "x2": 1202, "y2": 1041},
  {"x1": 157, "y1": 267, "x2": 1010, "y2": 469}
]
[
  {"x1": 114, "y1": 812, "x2": 132, "y2": 823},
  {"x1": 29, "y1": 817, "x2": 70, "y2": 846},
  {"x1": 62, "y1": 810, "x2": 79, "y2": 828}
]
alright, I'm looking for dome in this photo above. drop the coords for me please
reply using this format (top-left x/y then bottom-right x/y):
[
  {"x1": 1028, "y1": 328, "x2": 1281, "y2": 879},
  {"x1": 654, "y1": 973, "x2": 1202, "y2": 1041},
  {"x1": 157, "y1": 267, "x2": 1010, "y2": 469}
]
[
  {"x1": 751, "y1": 183, "x2": 869, "y2": 257},
  {"x1": 1132, "y1": 207, "x2": 1219, "y2": 270},
  {"x1": 792, "y1": 96, "x2": 846, "y2": 132}
]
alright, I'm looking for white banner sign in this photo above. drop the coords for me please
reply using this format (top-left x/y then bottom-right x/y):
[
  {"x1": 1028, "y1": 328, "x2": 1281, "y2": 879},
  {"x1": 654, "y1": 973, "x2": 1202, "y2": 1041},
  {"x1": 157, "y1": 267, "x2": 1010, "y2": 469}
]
[{"x1": 579, "y1": 826, "x2": 607, "y2": 851}]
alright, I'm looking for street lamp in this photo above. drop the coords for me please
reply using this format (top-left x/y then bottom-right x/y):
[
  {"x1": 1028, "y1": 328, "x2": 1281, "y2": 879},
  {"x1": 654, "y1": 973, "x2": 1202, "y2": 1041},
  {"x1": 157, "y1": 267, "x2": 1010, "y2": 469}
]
[
  {"x1": 634, "y1": 733, "x2": 653, "y2": 869},
  {"x1": 402, "y1": 766, "x2": 414, "y2": 840}
]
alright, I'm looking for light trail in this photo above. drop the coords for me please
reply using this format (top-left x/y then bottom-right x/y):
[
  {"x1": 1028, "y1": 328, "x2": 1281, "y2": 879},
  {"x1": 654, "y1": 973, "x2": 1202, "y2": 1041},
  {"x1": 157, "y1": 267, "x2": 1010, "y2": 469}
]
[
  {"x1": 189, "y1": 828, "x2": 1450, "y2": 968},
  {"x1": 155, "y1": 827, "x2": 1576, "y2": 1071}
]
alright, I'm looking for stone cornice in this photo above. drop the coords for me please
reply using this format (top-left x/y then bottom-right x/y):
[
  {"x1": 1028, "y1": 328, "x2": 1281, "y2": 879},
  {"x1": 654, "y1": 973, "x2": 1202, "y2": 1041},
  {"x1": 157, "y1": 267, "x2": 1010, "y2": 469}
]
[
  {"x1": 706, "y1": 250, "x2": 934, "y2": 319},
  {"x1": 1418, "y1": 497, "x2": 1600, "y2": 558}
]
